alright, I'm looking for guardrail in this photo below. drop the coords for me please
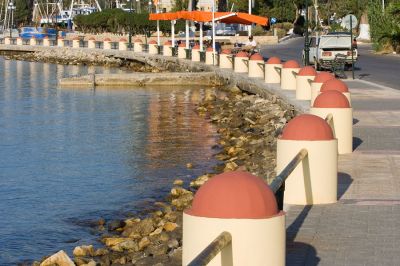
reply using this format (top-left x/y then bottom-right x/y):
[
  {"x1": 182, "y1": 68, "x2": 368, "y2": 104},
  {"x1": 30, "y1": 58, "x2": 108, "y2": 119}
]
[
  {"x1": 187, "y1": 231, "x2": 232, "y2": 266},
  {"x1": 270, "y1": 148, "x2": 308, "y2": 210}
]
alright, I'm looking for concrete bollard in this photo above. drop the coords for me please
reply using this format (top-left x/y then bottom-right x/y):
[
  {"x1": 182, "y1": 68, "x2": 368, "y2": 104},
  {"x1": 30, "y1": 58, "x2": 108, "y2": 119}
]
[
  {"x1": 72, "y1": 37, "x2": 80, "y2": 48},
  {"x1": 119, "y1": 38, "x2": 128, "y2": 51},
  {"x1": 248, "y1": 53, "x2": 264, "y2": 78},
  {"x1": 296, "y1": 66, "x2": 317, "y2": 100},
  {"x1": 219, "y1": 49, "x2": 233, "y2": 69},
  {"x1": 148, "y1": 40, "x2": 158, "y2": 54},
  {"x1": 280, "y1": 60, "x2": 300, "y2": 90},
  {"x1": 57, "y1": 37, "x2": 64, "y2": 47},
  {"x1": 205, "y1": 47, "x2": 218, "y2": 65},
  {"x1": 134, "y1": 38, "x2": 143, "y2": 52},
  {"x1": 30, "y1": 37, "x2": 37, "y2": 46},
  {"x1": 103, "y1": 38, "x2": 112, "y2": 50},
  {"x1": 163, "y1": 41, "x2": 172, "y2": 56},
  {"x1": 310, "y1": 72, "x2": 335, "y2": 106},
  {"x1": 183, "y1": 171, "x2": 285, "y2": 266},
  {"x1": 88, "y1": 37, "x2": 96, "y2": 49},
  {"x1": 4, "y1": 37, "x2": 11, "y2": 45},
  {"x1": 43, "y1": 36, "x2": 50, "y2": 47},
  {"x1": 277, "y1": 114, "x2": 338, "y2": 205},
  {"x1": 265, "y1": 57, "x2": 282, "y2": 84},
  {"x1": 177, "y1": 42, "x2": 186, "y2": 58},
  {"x1": 192, "y1": 45, "x2": 201, "y2": 62},
  {"x1": 310, "y1": 91, "x2": 353, "y2": 154},
  {"x1": 16, "y1": 37, "x2": 23, "y2": 46},
  {"x1": 320, "y1": 78, "x2": 351, "y2": 105},
  {"x1": 234, "y1": 52, "x2": 249, "y2": 73}
]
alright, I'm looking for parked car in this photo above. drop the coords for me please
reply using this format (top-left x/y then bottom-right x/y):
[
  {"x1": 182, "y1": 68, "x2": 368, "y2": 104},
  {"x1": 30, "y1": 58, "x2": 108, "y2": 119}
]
[{"x1": 303, "y1": 33, "x2": 358, "y2": 70}]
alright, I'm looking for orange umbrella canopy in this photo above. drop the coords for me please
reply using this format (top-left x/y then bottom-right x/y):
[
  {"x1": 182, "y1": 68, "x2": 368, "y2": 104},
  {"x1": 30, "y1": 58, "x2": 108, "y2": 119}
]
[{"x1": 149, "y1": 11, "x2": 268, "y2": 26}]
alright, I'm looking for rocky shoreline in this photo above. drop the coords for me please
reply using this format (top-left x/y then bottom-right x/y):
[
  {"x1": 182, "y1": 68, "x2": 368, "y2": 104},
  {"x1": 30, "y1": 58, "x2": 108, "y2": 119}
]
[
  {"x1": 3, "y1": 49, "x2": 159, "y2": 72},
  {"x1": 33, "y1": 86, "x2": 294, "y2": 266}
]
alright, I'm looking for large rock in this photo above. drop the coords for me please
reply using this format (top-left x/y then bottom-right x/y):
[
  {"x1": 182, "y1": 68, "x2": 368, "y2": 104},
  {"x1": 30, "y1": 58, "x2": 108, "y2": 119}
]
[
  {"x1": 40, "y1": 250, "x2": 75, "y2": 266},
  {"x1": 73, "y1": 245, "x2": 94, "y2": 257}
]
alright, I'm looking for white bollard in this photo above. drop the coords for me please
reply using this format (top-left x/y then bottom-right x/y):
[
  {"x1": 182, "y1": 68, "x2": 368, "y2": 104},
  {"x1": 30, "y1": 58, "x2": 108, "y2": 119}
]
[
  {"x1": 248, "y1": 53, "x2": 264, "y2": 78},
  {"x1": 134, "y1": 38, "x2": 143, "y2": 53},
  {"x1": 219, "y1": 49, "x2": 233, "y2": 69},
  {"x1": 192, "y1": 45, "x2": 201, "y2": 62},
  {"x1": 103, "y1": 38, "x2": 112, "y2": 50},
  {"x1": 148, "y1": 40, "x2": 158, "y2": 54},
  {"x1": 296, "y1": 66, "x2": 317, "y2": 100},
  {"x1": 72, "y1": 37, "x2": 80, "y2": 48},
  {"x1": 4, "y1": 37, "x2": 11, "y2": 45},
  {"x1": 57, "y1": 37, "x2": 64, "y2": 47},
  {"x1": 163, "y1": 41, "x2": 172, "y2": 56},
  {"x1": 178, "y1": 42, "x2": 186, "y2": 59},
  {"x1": 310, "y1": 90, "x2": 353, "y2": 154},
  {"x1": 16, "y1": 37, "x2": 23, "y2": 46},
  {"x1": 88, "y1": 37, "x2": 96, "y2": 49},
  {"x1": 310, "y1": 72, "x2": 335, "y2": 106},
  {"x1": 205, "y1": 47, "x2": 218, "y2": 65},
  {"x1": 280, "y1": 60, "x2": 300, "y2": 90},
  {"x1": 183, "y1": 171, "x2": 285, "y2": 266},
  {"x1": 119, "y1": 38, "x2": 128, "y2": 51},
  {"x1": 277, "y1": 114, "x2": 338, "y2": 205},
  {"x1": 234, "y1": 52, "x2": 249, "y2": 73},
  {"x1": 30, "y1": 37, "x2": 37, "y2": 46},
  {"x1": 265, "y1": 57, "x2": 282, "y2": 84},
  {"x1": 320, "y1": 78, "x2": 351, "y2": 105},
  {"x1": 43, "y1": 36, "x2": 50, "y2": 47}
]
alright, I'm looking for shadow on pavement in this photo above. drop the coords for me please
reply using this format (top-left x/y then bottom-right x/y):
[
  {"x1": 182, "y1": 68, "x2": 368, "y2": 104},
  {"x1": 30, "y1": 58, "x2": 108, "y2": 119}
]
[
  {"x1": 338, "y1": 172, "x2": 353, "y2": 199},
  {"x1": 286, "y1": 206, "x2": 321, "y2": 265},
  {"x1": 353, "y1": 137, "x2": 363, "y2": 151}
]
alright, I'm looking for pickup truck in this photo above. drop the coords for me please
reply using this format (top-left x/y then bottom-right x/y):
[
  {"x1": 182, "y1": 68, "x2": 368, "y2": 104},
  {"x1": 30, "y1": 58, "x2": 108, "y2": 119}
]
[{"x1": 304, "y1": 33, "x2": 358, "y2": 70}]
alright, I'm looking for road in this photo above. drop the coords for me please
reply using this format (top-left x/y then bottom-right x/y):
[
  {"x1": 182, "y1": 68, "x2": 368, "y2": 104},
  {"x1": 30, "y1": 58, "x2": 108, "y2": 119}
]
[{"x1": 260, "y1": 37, "x2": 400, "y2": 90}]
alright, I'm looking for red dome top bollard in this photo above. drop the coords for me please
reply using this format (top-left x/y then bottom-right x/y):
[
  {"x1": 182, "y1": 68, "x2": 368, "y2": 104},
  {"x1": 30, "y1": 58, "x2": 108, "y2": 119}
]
[
  {"x1": 205, "y1": 47, "x2": 217, "y2": 65},
  {"x1": 310, "y1": 91, "x2": 353, "y2": 154},
  {"x1": 133, "y1": 38, "x2": 143, "y2": 52},
  {"x1": 192, "y1": 45, "x2": 201, "y2": 61},
  {"x1": 119, "y1": 38, "x2": 128, "y2": 51},
  {"x1": 296, "y1": 66, "x2": 317, "y2": 100},
  {"x1": 280, "y1": 60, "x2": 300, "y2": 90},
  {"x1": 148, "y1": 40, "x2": 158, "y2": 55},
  {"x1": 178, "y1": 42, "x2": 186, "y2": 59},
  {"x1": 163, "y1": 40, "x2": 172, "y2": 56},
  {"x1": 183, "y1": 171, "x2": 285, "y2": 266},
  {"x1": 277, "y1": 114, "x2": 338, "y2": 204},
  {"x1": 320, "y1": 78, "x2": 352, "y2": 105},
  {"x1": 248, "y1": 53, "x2": 265, "y2": 78},
  {"x1": 88, "y1": 37, "x2": 96, "y2": 49},
  {"x1": 310, "y1": 72, "x2": 335, "y2": 105},
  {"x1": 265, "y1": 57, "x2": 282, "y2": 84},
  {"x1": 103, "y1": 37, "x2": 112, "y2": 50},
  {"x1": 234, "y1": 52, "x2": 249, "y2": 73},
  {"x1": 219, "y1": 49, "x2": 233, "y2": 69}
]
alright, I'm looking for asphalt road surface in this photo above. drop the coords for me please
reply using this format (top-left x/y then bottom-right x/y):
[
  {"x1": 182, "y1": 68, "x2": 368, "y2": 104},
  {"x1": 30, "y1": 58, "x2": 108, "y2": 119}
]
[{"x1": 260, "y1": 37, "x2": 400, "y2": 90}]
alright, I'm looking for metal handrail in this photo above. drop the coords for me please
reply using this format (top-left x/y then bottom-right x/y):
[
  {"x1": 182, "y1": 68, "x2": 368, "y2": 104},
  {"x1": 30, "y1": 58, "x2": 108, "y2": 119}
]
[
  {"x1": 325, "y1": 113, "x2": 335, "y2": 138},
  {"x1": 270, "y1": 148, "x2": 308, "y2": 210},
  {"x1": 188, "y1": 231, "x2": 232, "y2": 266},
  {"x1": 270, "y1": 149, "x2": 308, "y2": 193}
]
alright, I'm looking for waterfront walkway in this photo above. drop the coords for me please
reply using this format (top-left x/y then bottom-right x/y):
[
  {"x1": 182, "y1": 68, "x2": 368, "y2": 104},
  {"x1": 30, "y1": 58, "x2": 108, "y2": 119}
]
[
  {"x1": 286, "y1": 79, "x2": 400, "y2": 265},
  {"x1": 1, "y1": 43, "x2": 399, "y2": 265}
]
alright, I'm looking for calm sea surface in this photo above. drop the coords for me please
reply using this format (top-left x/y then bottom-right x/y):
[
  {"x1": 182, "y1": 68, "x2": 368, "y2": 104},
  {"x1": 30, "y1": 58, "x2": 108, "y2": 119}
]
[{"x1": 0, "y1": 58, "x2": 218, "y2": 265}]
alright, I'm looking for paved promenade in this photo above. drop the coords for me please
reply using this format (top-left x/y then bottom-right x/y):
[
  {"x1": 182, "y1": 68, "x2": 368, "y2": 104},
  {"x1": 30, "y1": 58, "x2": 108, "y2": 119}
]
[{"x1": 286, "y1": 79, "x2": 400, "y2": 265}]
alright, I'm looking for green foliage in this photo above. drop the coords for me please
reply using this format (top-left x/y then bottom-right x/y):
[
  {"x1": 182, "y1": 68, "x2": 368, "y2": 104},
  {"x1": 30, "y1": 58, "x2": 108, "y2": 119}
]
[
  {"x1": 74, "y1": 9, "x2": 185, "y2": 35},
  {"x1": 368, "y1": 0, "x2": 400, "y2": 52}
]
